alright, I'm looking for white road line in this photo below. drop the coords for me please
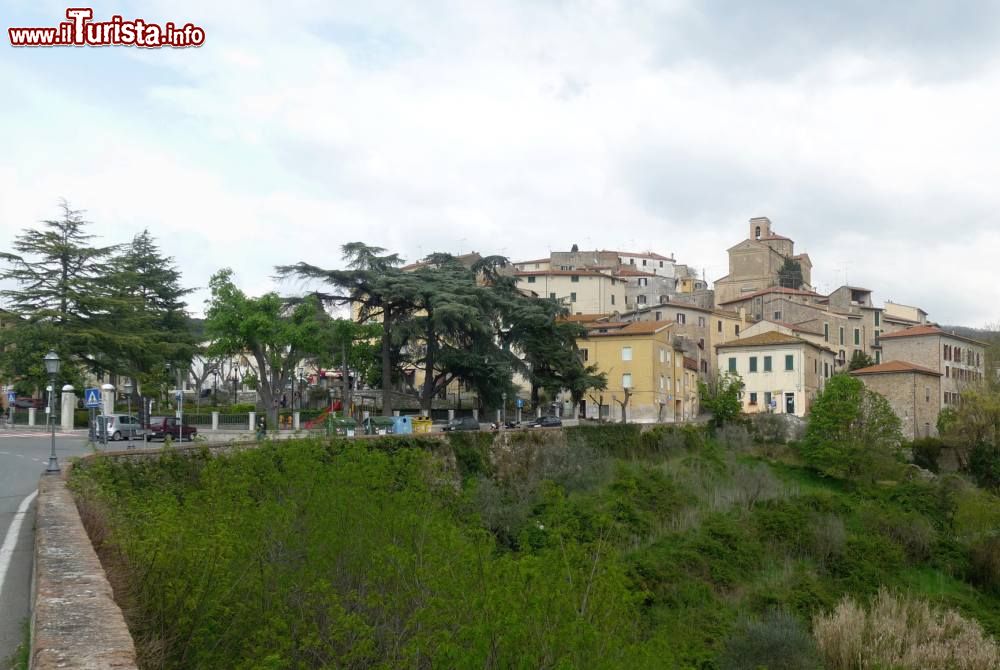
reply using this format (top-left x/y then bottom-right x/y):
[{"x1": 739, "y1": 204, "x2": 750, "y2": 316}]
[{"x1": 0, "y1": 489, "x2": 38, "y2": 603}]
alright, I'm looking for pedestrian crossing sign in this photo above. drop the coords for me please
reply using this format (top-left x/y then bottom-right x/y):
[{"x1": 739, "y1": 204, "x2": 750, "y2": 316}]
[
  {"x1": 84, "y1": 387, "x2": 102, "y2": 408},
  {"x1": 6, "y1": 391, "x2": 14, "y2": 404}
]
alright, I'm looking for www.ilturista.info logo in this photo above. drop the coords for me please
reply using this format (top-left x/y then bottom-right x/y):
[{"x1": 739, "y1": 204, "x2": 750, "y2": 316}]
[{"x1": 9, "y1": 8, "x2": 205, "y2": 48}]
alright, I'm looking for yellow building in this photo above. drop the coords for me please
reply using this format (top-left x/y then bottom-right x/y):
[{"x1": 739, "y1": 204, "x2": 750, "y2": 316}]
[{"x1": 576, "y1": 320, "x2": 686, "y2": 423}]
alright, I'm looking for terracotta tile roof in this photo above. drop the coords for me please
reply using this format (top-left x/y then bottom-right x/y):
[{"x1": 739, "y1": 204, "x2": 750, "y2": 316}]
[
  {"x1": 715, "y1": 331, "x2": 829, "y2": 351},
  {"x1": 879, "y1": 324, "x2": 987, "y2": 346},
  {"x1": 850, "y1": 360, "x2": 942, "y2": 377},
  {"x1": 514, "y1": 258, "x2": 550, "y2": 265},
  {"x1": 583, "y1": 320, "x2": 674, "y2": 337},
  {"x1": 401, "y1": 252, "x2": 481, "y2": 272},
  {"x1": 562, "y1": 313, "x2": 610, "y2": 323},
  {"x1": 759, "y1": 319, "x2": 824, "y2": 336},
  {"x1": 718, "y1": 287, "x2": 823, "y2": 305}
]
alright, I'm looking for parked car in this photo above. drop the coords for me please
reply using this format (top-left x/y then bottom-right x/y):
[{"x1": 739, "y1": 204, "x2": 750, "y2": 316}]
[
  {"x1": 13, "y1": 397, "x2": 45, "y2": 409},
  {"x1": 104, "y1": 414, "x2": 145, "y2": 441},
  {"x1": 531, "y1": 415, "x2": 562, "y2": 428},
  {"x1": 145, "y1": 416, "x2": 198, "y2": 442},
  {"x1": 442, "y1": 416, "x2": 480, "y2": 432}
]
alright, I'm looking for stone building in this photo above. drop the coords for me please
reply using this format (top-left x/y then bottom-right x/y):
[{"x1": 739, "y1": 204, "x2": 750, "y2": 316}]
[
  {"x1": 879, "y1": 325, "x2": 986, "y2": 409},
  {"x1": 514, "y1": 269, "x2": 626, "y2": 314},
  {"x1": 713, "y1": 217, "x2": 813, "y2": 306},
  {"x1": 575, "y1": 320, "x2": 688, "y2": 423},
  {"x1": 851, "y1": 361, "x2": 942, "y2": 440},
  {"x1": 716, "y1": 331, "x2": 836, "y2": 417}
]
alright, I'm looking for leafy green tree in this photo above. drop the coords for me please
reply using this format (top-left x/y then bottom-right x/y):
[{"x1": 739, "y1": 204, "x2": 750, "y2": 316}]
[
  {"x1": 800, "y1": 374, "x2": 902, "y2": 480},
  {"x1": 0, "y1": 201, "x2": 117, "y2": 389},
  {"x1": 277, "y1": 243, "x2": 410, "y2": 416},
  {"x1": 847, "y1": 350, "x2": 875, "y2": 371},
  {"x1": 699, "y1": 372, "x2": 744, "y2": 428},
  {"x1": 777, "y1": 259, "x2": 804, "y2": 290},
  {"x1": 204, "y1": 269, "x2": 335, "y2": 427}
]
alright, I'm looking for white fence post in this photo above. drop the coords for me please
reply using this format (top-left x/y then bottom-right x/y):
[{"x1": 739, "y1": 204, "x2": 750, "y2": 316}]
[
  {"x1": 248, "y1": 411, "x2": 256, "y2": 432},
  {"x1": 211, "y1": 411, "x2": 219, "y2": 431}
]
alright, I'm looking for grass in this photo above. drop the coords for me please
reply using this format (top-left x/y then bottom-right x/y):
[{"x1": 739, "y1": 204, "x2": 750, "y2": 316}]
[{"x1": 3, "y1": 619, "x2": 30, "y2": 670}]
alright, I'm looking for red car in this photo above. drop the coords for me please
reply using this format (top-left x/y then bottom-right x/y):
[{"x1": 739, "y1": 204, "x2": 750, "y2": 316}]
[{"x1": 145, "y1": 416, "x2": 198, "y2": 442}]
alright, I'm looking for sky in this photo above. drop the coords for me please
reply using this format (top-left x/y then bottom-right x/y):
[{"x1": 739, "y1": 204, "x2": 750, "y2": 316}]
[{"x1": 2, "y1": 0, "x2": 999, "y2": 326}]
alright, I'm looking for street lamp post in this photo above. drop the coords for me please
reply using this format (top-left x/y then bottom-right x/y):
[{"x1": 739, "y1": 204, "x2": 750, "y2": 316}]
[
  {"x1": 44, "y1": 351, "x2": 61, "y2": 473},
  {"x1": 124, "y1": 379, "x2": 135, "y2": 450}
]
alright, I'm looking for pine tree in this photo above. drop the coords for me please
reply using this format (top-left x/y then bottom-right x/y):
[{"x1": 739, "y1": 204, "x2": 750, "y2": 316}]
[{"x1": 0, "y1": 201, "x2": 117, "y2": 389}]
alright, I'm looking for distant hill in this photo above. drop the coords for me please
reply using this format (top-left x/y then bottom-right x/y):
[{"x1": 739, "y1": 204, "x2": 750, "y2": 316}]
[{"x1": 940, "y1": 325, "x2": 1000, "y2": 344}]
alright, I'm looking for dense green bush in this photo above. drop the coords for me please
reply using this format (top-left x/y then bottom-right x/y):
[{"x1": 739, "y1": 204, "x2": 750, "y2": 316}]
[
  {"x1": 969, "y1": 442, "x2": 1000, "y2": 492},
  {"x1": 910, "y1": 437, "x2": 944, "y2": 473},
  {"x1": 69, "y1": 428, "x2": 1000, "y2": 668},
  {"x1": 968, "y1": 536, "x2": 1000, "y2": 595},
  {"x1": 718, "y1": 609, "x2": 821, "y2": 670},
  {"x1": 750, "y1": 413, "x2": 789, "y2": 444}
]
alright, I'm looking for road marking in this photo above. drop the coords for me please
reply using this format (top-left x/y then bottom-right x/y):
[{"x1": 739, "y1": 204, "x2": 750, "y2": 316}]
[{"x1": 0, "y1": 489, "x2": 38, "y2": 603}]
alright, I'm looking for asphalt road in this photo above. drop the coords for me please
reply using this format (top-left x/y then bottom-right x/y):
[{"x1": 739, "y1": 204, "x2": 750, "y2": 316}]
[{"x1": 0, "y1": 429, "x2": 90, "y2": 663}]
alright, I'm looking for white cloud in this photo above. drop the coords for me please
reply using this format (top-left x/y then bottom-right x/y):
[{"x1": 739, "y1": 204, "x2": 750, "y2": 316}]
[{"x1": 1, "y1": 1, "x2": 998, "y2": 326}]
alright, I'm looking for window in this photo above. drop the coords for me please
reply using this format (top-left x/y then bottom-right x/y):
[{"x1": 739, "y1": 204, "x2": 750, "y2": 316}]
[
  {"x1": 773, "y1": 311, "x2": 782, "y2": 320},
  {"x1": 622, "y1": 373, "x2": 632, "y2": 388},
  {"x1": 570, "y1": 292, "x2": 577, "y2": 302},
  {"x1": 824, "y1": 362, "x2": 829, "y2": 377},
  {"x1": 764, "y1": 391, "x2": 772, "y2": 407},
  {"x1": 824, "y1": 323, "x2": 829, "y2": 342},
  {"x1": 642, "y1": 259, "x2": 647, "y2": 266},
  {"x1": 814, "y1": 359, "x2": 818, "y2": 373},
  {"x1": 638, "y1": 295, "x2": 647, "y2": 304},
  {"x1": 749, "y1": 356, "x2": 758, "y2": 373},
  {"x1": 638, "y1": 277, "x2": 647, "y2": 287},
  {"x1": 571, "y1": 275, "x2": 579, "y2": 283},
  {"x1": 728, "y1": 357, "x2": 737, "y2": 373},
  {"x1": 698, "y1": 316, "x2": 706, "y2": 327},
  {"x1": 659, "y1": 261, "x2": 663, "y2": 267},
  {"x1": 549, "y1": 292, "x2": 556, "y2": 299},
  {"x1": 579, "y1": 348, "x2": 589, "y2": 361},
  {"x1": 926, "y1": 387, "x2": 931, "y2": 402},
  {"x1": 629, "y1": 258, "x2": 635, "y2": 265},
  {"x1": 660, "y1": 348, "x2": 666, "y2": 363},
  {"x1": 839, "y1": 327, "x2": 845, "y2": 345},
  {"x1": 785, "y1": 354, "x2": 794, "y2": 371},
  {"x1": 655, "y1": 311, "x2": 662, "y2": 320},
  {"x1": 749, "y1": 392, "x2": 758, "y2": 405},
  {"x1": 854, "y1": 328, "x2": 860, "y2": 346},
  {"x1": 717, "y1": 320, "x2": 722, "y2": 333},
  {"x1": 764, "y1": 356, "x2": 772, "y2": 372},
  {"x1": 875, "y1": 351, "x2": 881, "y2": 364},
  {"x1": 659, "y1": 375, "x2": 665, "y2": 390},
  {"x1": 527, "y1": 275, "x2": 536, "y2": 283},
  {"x1": 622, "y1": 346, "x2": 632, "y2": 361},
  {"x1": 946, "y1": 366, "x2": 950, "y2": 378},
  {"x1": 677, "y1": 313, "x2": 686, "y2": 325},
  {"x1": 625, "y1": 295, "x2": 629, "y2": 304},
  {"x1": 735, "y1": 324, "x2": 741, "y2": 336},
  {"x1": 875, "y1": 311, "x2": 880, "y2": 326},
  {"x1": 610, "y1": 294, "x2": 615, "y2": 305}
]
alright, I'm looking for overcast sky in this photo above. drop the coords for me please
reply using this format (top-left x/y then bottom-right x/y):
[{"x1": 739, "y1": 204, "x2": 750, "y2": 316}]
[{"x1": 2, "y1": 1, "x2": 999, "y2": 326}]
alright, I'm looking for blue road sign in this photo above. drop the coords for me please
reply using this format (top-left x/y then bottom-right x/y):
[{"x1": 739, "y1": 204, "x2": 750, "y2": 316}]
[
  {"x1": 6, "y1": 391, "x2": 15, "y2": 404},
  {"x1": 84, "y1": 387, "x2": 102, "y2": 408},
  {"x1": 516, "y1": 398, "x2": 524, "y2": 409}
]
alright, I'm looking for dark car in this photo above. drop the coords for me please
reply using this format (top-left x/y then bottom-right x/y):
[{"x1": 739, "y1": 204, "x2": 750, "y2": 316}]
[
  {"x1": 145, "y1": 416, "x2": 198, "y2": 442},
  {"x1": 531, "y1": 415, "x2": 562, "y2": 428},
  {"x1": 442, "y1": 416, "x2": 480, "y2": 432}
]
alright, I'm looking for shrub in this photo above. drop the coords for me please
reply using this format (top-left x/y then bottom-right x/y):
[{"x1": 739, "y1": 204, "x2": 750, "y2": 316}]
[
  {"x1": 716, "y1": 424, "x2": 752, "y2": 452},
  {"x1": 810, "y1": 514, "x2": 846, "y2": 566},
  {"x1": 968, "y1": 536, "x2": 1000, "y2": 595},
  {"x1": 813, "y1": 589, "x2": 1000, "y2": 669},
  {"x1": 860, "y1": 506, "x2": 936, "y2": 563},
  {"x1": 718, "y1": 609, "x2": 821, "y2": 670},
  {"x1": 750, "y1": 413, "x2": 788, "y2": 444},
  {"x1": 968, "y1": 442, "x2": 1000, "y2": 492},
  {"x1": 911, "y1": 437, "x2": 944, "y2": 473}
]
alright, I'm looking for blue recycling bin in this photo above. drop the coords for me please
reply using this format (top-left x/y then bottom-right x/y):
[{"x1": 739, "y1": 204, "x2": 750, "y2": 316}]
[{"x1": 391, "y1": 415, "x2": 413, "y2": 434}]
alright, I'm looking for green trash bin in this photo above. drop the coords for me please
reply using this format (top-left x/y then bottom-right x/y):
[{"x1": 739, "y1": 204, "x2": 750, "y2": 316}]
[
  {"x1": 363, "y1": 416, "x2": 395, "y2": 435},
  {"x1": 326, "y1": 414, "x2": 358, "y2": 437}
]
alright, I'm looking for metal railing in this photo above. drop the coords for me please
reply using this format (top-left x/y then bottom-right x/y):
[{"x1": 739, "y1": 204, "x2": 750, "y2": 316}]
[{"x1": 217, "y1": 413, "x2": 250, "y2": 428}]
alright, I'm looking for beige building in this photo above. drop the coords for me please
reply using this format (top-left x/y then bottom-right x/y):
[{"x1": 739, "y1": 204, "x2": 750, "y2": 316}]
[
  {"x1": 514, "y1": 270, "x2": 625, "y2": 315},
  {"x1": 716, "y1": 332, "x2": 836, "y2": 417},
  {"x1": 851, "y1": 361, "x2": 942, "y2": 440},
  {"x1": 714, "y1": 217, "x2": 813, "y2": 306},
  {"x1": 881, "y1": 301, "x2": 930, "y2": 335},
  {"x1": 576, "y1": 320, "x2": 688, "y2": 423},
  {"x1": 879, "y1": 325, "x2": 986, "y2": 409}
]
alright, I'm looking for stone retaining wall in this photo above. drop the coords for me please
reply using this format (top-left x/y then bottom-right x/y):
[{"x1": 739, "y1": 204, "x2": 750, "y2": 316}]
[{"x1": 32, "y1": 473, "x2": 137, "y2": 669}]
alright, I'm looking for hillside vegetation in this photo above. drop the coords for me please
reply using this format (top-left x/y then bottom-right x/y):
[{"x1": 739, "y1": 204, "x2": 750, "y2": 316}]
[{"x1": 71, "y1": 425, "x2": 1000, "y2": 669}]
